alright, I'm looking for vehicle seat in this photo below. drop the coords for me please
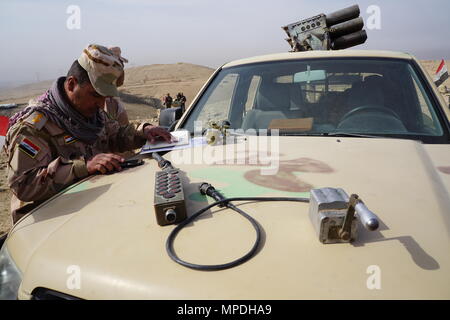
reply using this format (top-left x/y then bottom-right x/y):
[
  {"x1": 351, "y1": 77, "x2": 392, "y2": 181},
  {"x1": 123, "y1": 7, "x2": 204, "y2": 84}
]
[
  {"x1": 242, "y1": 109, "x2": 287, "y2": 129},
  {"x1": 242, "y1": 81, "x2": 290, "y2": 129},
  {"x1": 347, "y1": 76, "x2": 385, "y2": 108}
]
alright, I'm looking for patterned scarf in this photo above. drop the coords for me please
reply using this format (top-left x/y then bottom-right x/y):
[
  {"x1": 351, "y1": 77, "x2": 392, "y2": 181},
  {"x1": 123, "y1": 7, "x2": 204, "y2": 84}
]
[{"x1": 9, "y1": 77, "x2": 104, "y2": 144}]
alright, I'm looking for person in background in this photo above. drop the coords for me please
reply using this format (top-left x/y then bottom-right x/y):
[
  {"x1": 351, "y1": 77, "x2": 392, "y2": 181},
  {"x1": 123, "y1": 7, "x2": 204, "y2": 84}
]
[
  {"x1": 178, "y1": 92, "x2": 186, "y2": 113},
  {"x1": 163, "y1": 93, "x2": 173, "y2": 108}
]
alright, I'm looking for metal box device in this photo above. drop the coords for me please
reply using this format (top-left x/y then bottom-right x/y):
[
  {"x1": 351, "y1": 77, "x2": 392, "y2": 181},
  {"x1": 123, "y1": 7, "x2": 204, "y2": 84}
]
[
  {"x1": 309, "y1": 188, "x2": 358, "y2": 243},
  {"x1": 309, "y1": 188, "x2": 379, "y2": 244},
  {"x1": 154, "y1": 169, "x2": 187, "y2": 226}
]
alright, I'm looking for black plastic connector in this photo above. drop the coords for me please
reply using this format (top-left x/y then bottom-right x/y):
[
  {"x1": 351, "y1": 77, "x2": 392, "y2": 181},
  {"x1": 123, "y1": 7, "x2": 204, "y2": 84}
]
[
  {"x1": 199, "y1": 183, "x2": 228, "y2": 207},
  {"x1": 152, "y1": 152, "x2": 173, "y2": 170}
]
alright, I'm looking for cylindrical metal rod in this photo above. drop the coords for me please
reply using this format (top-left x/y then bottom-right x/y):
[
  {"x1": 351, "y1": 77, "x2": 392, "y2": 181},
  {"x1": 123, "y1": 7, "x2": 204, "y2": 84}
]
[{"x1": 355, "y1": 202, "x2": 379, "y2": 231}]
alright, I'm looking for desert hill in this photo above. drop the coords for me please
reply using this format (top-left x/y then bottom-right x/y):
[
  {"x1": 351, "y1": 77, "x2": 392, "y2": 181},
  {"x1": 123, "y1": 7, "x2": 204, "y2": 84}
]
[
  {"x1": 0, "y1": 80, "x2": 54, "y2": 105},
  {"x1": 119, "y1": 62, "x2": 215, "y2": 120},
  {"x1": 0, "y1": 62, "x2": 215, "y2": 121}
]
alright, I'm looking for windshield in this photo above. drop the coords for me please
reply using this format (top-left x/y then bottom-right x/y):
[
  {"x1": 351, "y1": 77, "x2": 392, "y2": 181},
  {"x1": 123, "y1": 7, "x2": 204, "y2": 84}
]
[{"x1": 182, "y1": 58, "x2": 449, "y2": 143}]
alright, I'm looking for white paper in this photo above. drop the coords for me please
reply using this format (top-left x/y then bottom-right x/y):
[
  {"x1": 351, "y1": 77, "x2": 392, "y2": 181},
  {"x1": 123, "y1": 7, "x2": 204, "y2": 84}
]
[
  {"x1": 142, "y1": 130, "x2": 189, "y2": 149},
  {"x1": 140, "y1": 136, "x2": 207, "y2": 154}
]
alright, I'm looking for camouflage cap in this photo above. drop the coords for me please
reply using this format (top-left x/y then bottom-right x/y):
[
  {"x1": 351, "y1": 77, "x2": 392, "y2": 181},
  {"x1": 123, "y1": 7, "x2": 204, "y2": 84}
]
[
  {"x1": 108, "y1": 47, "x2": 128, "y2": 87},
  {"x1": 77, "y1": 44, "x2": 127, "y2": 97}
]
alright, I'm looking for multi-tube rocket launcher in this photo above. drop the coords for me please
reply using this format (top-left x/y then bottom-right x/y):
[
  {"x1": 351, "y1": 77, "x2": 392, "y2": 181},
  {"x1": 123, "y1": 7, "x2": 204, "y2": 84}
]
[{"x1": 282, "y1": 4, "x2": 368, "y2": 51}]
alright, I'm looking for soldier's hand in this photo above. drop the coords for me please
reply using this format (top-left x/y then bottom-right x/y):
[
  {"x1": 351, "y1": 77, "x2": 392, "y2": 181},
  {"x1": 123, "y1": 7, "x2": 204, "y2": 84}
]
[
  {"x1": 86, "y1": 153, "x2": 124, "y2": 175},
  {"x1": 144, "y1": 125, "x2": 174, "y2": 144}
]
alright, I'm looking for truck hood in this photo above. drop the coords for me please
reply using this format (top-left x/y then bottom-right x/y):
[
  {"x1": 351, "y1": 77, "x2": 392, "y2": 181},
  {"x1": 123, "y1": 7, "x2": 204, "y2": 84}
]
[{"x1": 7, "y1": 136, "x2": 450, "y2": 299}]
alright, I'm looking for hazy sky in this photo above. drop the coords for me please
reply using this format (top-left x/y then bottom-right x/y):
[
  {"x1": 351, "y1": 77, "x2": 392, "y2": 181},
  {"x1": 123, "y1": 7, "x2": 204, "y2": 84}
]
[{"x1": 1, "y1": 0, "x2": 449, "y2": 87}]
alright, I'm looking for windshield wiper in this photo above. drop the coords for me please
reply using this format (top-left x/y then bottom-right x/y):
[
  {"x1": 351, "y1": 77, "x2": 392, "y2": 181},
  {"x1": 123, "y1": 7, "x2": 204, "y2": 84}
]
[
  {"x1": 280, "y1": 132, "x2": 399, "y2": 139},
  {"x1": 324, "y1": 132, "x2": 382, "y2": 138},
  {"x1": 325, "y1": 132, "x2": 417, "y2": 140},
  {"x1": 279, "y1": 132, "x2": 380, "y2": 138},
  {"x1": 279, "y1": 132, "x2": 324, "y2": 136}
]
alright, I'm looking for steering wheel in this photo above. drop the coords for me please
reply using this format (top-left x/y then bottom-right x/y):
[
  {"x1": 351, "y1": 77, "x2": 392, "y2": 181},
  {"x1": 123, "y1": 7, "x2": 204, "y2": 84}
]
[{"x1": 339, "y1": 104, "x2": 401, "y2": 124}]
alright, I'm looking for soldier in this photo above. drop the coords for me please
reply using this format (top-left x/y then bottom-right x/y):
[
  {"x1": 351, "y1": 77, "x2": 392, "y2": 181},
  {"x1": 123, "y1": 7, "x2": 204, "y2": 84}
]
[
  {"x1": 174, "y1": 92, "x2": 186, "y2": 113},
  {"x1": 5, "y1": 44, "x2": 172, "y2": 224},
  {"x1": 163, "y1": 93, "x2": 173, "y2": 108},
  {"x1": 179, "y1": 92, "x2": 187, "y2": 113}
]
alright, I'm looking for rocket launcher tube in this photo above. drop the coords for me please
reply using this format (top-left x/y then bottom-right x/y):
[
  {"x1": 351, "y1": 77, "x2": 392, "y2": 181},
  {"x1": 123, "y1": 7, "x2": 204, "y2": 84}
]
[
  {"x1": 325, "y1": 4, "x2": 360, "y2": 26},
  {"x1": 329, "y1": 17, "x2": 364, "y2": 39}
]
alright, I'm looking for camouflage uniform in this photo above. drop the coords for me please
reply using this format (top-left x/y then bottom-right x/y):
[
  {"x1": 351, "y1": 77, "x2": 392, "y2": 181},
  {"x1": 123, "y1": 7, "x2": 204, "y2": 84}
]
[
  {"x1": 5, "y1": 102, "x2": 148, "y2": 224},
  {"x1": 103, "y1": 97, "x2": 137, "y2": 159},
  {"x1": 163, "y1": 94, "x2": 173, "y2": 108},
  {"x1": 104, "y1": 97, "x2": 129, "y2": 127}
]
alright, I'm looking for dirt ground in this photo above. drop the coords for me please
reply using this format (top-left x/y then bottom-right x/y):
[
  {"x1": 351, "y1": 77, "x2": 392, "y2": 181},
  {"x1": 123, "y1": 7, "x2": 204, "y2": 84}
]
[{"x1": 0, "y1": 152, "x2": 11, "y2": 236}]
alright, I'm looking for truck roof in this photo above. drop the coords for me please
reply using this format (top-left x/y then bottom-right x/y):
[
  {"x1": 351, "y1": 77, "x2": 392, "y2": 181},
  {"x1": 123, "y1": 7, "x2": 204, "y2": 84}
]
[{"x1": 223, "y1": 50, "x2": 414, "y2": 68}]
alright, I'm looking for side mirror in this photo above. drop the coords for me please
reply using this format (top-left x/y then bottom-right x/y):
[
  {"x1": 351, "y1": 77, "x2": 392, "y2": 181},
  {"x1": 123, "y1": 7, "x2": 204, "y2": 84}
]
[{"x1": 159, "y1": 107, "x2": 183, "y2": 131}]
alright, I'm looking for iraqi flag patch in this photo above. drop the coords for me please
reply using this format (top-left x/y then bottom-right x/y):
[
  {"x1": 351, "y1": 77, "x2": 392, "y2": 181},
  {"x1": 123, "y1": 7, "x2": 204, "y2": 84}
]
[
  {"x1": 19, "y1": 138, "x2": 41, "y2": 158},
  {"x1": 64, "y1": 135, "x2": 77, "y2": 144}
]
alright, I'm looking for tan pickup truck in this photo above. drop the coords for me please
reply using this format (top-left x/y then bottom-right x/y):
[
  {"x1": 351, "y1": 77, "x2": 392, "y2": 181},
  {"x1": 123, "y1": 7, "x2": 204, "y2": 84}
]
[{"x1": 1, "y1": 50, "x2": 449, "y2": 300}]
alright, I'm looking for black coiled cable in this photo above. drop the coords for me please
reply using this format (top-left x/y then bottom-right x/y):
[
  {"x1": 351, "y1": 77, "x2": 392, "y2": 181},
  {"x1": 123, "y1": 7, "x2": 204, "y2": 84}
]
[{"x1": 166, "y1": 196, "x2": 309, "y2": 271}]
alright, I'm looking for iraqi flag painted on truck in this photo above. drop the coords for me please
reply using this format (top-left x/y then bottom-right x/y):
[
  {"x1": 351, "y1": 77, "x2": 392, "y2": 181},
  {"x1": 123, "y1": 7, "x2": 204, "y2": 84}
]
[
  {"x1": 434, "y1": 59, "x2": 449, "y2": 87},
  {"x1": 0, "y1": 116, "x2": 9, "y2": 149}
]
